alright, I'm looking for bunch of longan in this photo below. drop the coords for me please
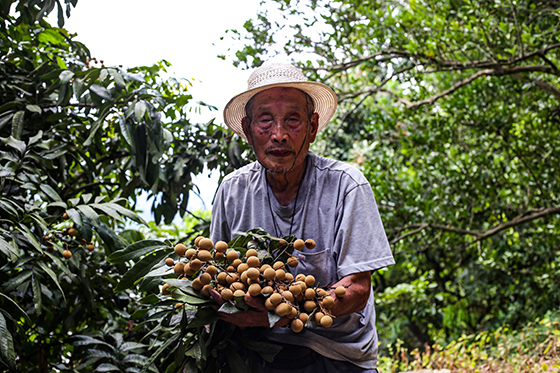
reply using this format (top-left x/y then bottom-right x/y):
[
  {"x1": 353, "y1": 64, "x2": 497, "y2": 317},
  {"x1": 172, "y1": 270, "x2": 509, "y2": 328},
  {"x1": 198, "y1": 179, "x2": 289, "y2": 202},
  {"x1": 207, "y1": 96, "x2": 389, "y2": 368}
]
[{"x1": 162, "y1": 236, "x2": 347, "y2": 333}]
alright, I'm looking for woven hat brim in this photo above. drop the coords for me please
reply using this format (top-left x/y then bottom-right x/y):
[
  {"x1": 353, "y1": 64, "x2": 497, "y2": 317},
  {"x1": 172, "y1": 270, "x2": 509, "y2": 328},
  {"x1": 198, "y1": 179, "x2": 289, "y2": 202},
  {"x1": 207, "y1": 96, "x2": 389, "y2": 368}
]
[{"x1": 223, "y1": 81, "x2": 338, "y2": 140}]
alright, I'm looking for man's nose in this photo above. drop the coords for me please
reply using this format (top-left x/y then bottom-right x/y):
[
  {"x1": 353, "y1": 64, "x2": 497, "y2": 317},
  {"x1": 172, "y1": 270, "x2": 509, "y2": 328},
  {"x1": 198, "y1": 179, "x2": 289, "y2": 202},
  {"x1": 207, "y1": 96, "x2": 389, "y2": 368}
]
[{"x1": 270, "y1": 121, "x2": 288, "y2": 143}]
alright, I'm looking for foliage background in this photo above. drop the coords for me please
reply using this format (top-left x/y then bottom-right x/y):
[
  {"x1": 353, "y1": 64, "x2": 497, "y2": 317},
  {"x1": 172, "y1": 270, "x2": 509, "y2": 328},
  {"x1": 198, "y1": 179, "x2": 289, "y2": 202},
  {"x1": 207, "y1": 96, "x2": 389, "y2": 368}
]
[{"x1": 1, "y1": 0, "x2": 560, "y2": 372}]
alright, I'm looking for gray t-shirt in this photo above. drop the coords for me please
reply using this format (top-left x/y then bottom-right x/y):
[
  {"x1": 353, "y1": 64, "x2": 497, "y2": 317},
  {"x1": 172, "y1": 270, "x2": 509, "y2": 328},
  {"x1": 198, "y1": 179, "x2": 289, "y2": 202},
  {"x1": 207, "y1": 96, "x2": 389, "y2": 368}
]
[{"x1": 210, "y1": 152, "x2": 395, "y2": 369}]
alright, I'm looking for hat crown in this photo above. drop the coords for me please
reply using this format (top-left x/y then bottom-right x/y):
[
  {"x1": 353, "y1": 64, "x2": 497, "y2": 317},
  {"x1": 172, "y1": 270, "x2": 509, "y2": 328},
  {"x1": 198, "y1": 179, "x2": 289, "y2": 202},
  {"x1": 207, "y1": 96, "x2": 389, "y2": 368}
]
[{"x1": 247, "y1": 62, "x2": 308, "y2": 90}]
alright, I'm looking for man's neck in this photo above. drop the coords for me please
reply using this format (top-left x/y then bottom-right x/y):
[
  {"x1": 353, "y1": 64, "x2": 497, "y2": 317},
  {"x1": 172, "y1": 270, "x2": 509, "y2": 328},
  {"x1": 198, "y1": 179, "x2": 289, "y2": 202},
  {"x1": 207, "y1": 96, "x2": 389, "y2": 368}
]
[{"x1": 266, "y1": 158, "x2": 307, "y2": 207}]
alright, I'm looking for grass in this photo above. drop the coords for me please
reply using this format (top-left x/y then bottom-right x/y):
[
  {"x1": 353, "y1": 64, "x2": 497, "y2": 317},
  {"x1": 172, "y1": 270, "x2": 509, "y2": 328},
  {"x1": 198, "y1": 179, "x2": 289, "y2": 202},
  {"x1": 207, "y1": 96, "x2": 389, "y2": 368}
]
[{"x1": 378, "y1": 311, "x2": 560, "y2": 373}]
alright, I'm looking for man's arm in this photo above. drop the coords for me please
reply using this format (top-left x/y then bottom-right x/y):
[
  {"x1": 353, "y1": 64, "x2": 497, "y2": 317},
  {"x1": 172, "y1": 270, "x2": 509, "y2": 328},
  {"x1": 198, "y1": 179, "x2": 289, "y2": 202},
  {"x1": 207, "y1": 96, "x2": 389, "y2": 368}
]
[{"x1": 328, "y1": 271, "x2": 371, "y2": 317}]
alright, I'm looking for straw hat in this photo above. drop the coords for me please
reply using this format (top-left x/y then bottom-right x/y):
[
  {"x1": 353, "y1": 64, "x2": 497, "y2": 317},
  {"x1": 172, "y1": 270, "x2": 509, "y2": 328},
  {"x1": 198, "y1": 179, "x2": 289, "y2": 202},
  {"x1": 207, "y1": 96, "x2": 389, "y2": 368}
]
[{"x1": 223, "y1": 61, "x2": 338, "y2": 140}]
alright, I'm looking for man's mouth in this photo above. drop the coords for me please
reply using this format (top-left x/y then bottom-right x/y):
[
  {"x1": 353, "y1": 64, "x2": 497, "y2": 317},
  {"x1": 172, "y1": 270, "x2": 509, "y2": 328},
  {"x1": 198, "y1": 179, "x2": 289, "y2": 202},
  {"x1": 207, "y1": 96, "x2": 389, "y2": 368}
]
[{"x1": 267, "y1": 148, "x2": 293, "y2": 157}]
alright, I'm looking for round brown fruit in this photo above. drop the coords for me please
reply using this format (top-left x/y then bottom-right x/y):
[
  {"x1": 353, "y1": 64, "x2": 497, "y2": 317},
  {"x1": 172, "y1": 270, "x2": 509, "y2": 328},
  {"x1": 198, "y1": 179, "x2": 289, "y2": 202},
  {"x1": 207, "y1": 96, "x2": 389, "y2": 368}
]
[
  {"x1": 295, "y1": 274, "x2": 306, "y2": 282},
  {"x1": 299, "y1": 313, "x2": 309, "y2": 323},
  {"x1": 275, "y1": 269, "x2": 286, "y2": 281},
  {"x1": 174, "y1": 244, "x2": 187, "y2": 257},
  {"x1": 199, "y1": 272, "x2": 212, "y2": 285},
  {"x1": 265, "y1": 298, "x2": 276, "y2": 310},
  {"x1": 288, "y1": 306, "x2": 298, "y2": 319},
  {"x1": 232, "y1": 258, "x2": 242, "y2": 269},
  {"x1": 206, "y1": 265, "x2": 218, "y2": 277},
  {"x1": 305, "y1": 275, "x2": 315, "y2": 287},
  {"x1": 184, "y1": 263, "x2": 196, "y2": 276},
  {"x1": 86, "y1": 244, "x2": 95, "y2": 252},
  {"x1": 282, "y1": 291, "x2": 294, "y2": 303},
  {"x1": 198, "y1": 238, "x2": 214, "y2": 251},
  {"x1": 237, "y1": 263, "x2": 249, "y2": 274},
  {"x1": 246, "y1": 267, "x2": 260, "y2": 280},
  {"x1": 304, "y1": 288, "x2": 316, "y2": 300},
  {"x1": 201, "y1": 284, "x2": 213, "y2": 297},
  {"x1": 174, "y1": 262, "x2": 185, "y2": 276},
  {"x1": 176, "y1": 302, "x2": 183, "y2": 309},
  {"x1": 230, "y1": 281, "x2": 245, "y2": 291},
  {"x1": 192, "y1": 278, "x2": 203, "y2": 291},
  {"x1": 316, "y1": 288, "x2": 328, "y2": 297},
  {"x1": 165, "y1": 258, "x2": 175, "y2": 267},
  {"x1": 273, "y1": 261, "x2": 284, "y2": 270},
  {"x1": 261, "y1": 286, "x2": 274, "y2": 295},
  {"x1": 214, "y1": 252, "x2": 224, "y2": 261},
  {"x1": 247, "y1": 256, "x2": 260, "y2": 268},
  {"x1": 263, "y1": 268, "x2": 276, "y2": 281},
  {"x1": 194, "y1": 236, "x2": 204, "y2": 247},
  {"x1": 162, "y1": 284, "x2": 172, "y2": 295},
  {"x1": 225, "y1": 273, "x2": 239, "y2": 285},
  {"x1": 67, "y1": 228, "x2": 77, "y2": 237},
  {"x1": 315, "y1": 312, "x2": 325, "y2": 323},
  {"x1": 217, "y1": 272, "x2": 228, "y2": 285},
  {"x1": 291, "y1": 318, "x2": 304, "y2": 333},
  {"x1": 62, "y1": 212, "x2": 69, "y2": 220},
  {"x1": 303, "y1": 300, "x2": 316, "y2": 312},
  {"x1": 214, "y1": 240, "x2": 228, "y2": 253},
  {"x1": 276, "y1": 303, "x2": 291, "y2": 317},
  {"x1": 287, "y1": 256, "x2": 299, "y2": 267},
  {"x1": 248, "y1": 283, "x2": 262, "y2": 297},
  {"x1": 293, "y1": 239, "x2": 305, "y2": 251},
  {"x1": 335, "y1": 286, "x2": 347, "y2": 298},
  {"x1": 322, "y1": 296, "x2": 335, "y2": 309},
  {"x1": 221, "y1": 288, "x2": 233, "y2": 301},
  {"x1": 289, "y1": 284, "x2": 302, "y2": 296},
  {"x1": 226, "y1": 250, "x2": 239, "y2": 262},
  {"x1": 190, "y1": 259, "x2": 202, "y2": 272},
  {"x1": 246, "y1": 248, "x2": 258, "y2": 257},
  {"x1": 62, "y1": 250, "x2": 72, "y2": 259},
  {"x1": 304, "y1": 239, "x2": 316, "y2": 250},
  {"x1": 185, "y1": 248, "x2": 197, "y2": 259},
  {"x1": 197, "y1": 250, "x2": 212, "y2": 262},
  {"x1": 285, "y1": 273, "x2": 294, "y2": 282},
  {"x1": 320, "y1": 315, "x2": 333, "y2": 328},
  {"x1": 233, "y1": 289, "x2": 245, "y2": 298},
  {"x1": 269, "y1": 293, "x2": 282, "y2": 306}
]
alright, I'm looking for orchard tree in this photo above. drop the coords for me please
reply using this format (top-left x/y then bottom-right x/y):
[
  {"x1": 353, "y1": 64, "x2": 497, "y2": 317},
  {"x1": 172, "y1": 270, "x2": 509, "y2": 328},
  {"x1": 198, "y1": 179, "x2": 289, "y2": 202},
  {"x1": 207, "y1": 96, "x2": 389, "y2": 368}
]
[
  {"x1": 227, "y1": 0, "x2": 560, "y2": 350},
  {"x1": 0, "y1": 0, "x2": 249, "y2": 371}
]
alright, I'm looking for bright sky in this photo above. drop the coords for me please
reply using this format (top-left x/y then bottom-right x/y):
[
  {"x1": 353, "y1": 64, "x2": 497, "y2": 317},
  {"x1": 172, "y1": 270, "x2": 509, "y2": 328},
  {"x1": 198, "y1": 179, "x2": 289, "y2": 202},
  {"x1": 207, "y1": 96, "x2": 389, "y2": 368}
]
[{"x1": 50, "y1": 0, "x2": 261, "y2": 221}]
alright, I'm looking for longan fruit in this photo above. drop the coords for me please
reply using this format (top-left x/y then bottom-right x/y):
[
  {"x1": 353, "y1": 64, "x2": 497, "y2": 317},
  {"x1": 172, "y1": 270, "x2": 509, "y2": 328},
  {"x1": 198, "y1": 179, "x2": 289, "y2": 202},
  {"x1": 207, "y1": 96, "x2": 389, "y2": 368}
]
[
  {"x1": 214, "y1": 240, "x2": 228, "y2": 253},
  {"x1": 247, "y1": 256, "x2": 260, "y2": 268},
  {"x1": 197, "y1": 250, "x2": 212, "y2": 262},
  {"x1": 67, "y1": 228, "x2": 77, "y2": 237},
  {"x1": 184, "y1": 263, "x2": 196, "y2": 276},
  {"x1": 199, "y1": 273, "x2": 212, "y2": 285},
  {"x1": 206, "y1": 265, "x2": 218, "y2": 277},
  {"x1": 232, "y1": 258, "x2": 242, "y2": 269},
  {"x1": 198, "y1": 238, "x2": 214, "y2": 251},
  {"x1": 86, "y1": 244, "x2": 95, "y2": 252},
  {"x1": 263, "y1": 268, "x2": 276, "y2": 281},
  {"x1": 273, "y1": 261, "x2": 285, "y2": 270},
  {"x1": 165, "y1": 258, "x2": 175, "y2": 267},
  {"x1": 316, "y1": 288, "x2": 328, "y2": 297},
  {"x1": 288, "y1": 306, "x2": 298, "y2": 319},
  {"x1": 303, "y1": 300, "x2": 316, "y2": 312},
  {"x1": 62, "y1": 250, "x2": 72, "y2": 259},
  {"x1": 221, "y1": 288, "x2": 233, "y2": 301},
  {"x1": 295, "y1": 274, "x2": 306, "y2": 282},
  {"x1": 201, "y1": 284, "x2": 213, "y2": 297},
  {"x1": 276, "y1": 303, "x2": 291, "y2": 317},
  {"x1": 335, "y1": 286, "x2": 346, "y2": 298},
  {"x1": 315, "y1": 312, "x2": 325, "y2": 323},
  {"x1": 227, "y1": 265, "x2": 236, "y2": 273},
  {"x1": 289, "y1": 284, "x2": 302, "y2": 296},
  {"x1": 185, "y1": 248, "x2": 197, "y2": 259},
  {"x1": 217, "y1": 272, "x2": 228, "y2": 285},
  {"x1": 233, "y1": 289, "x2": 245, "y2": 298},
  {"x1": 248, "y1": 283, "x2": 262, "y2": 297},
  {"x1": 259, "y1": 264, "x2": 271, "y2": 273},
  {"x1": 305, "y1": 275, "x2": 315, "y2": 287},
  {"x1": 240, "y1": 271, "x2": 249, "y2": 284},
  {"x1": 269, "y1": 293, "x2": 282, "y2": 306},
  {"x1": 287, "y1": 256, "x2": 299, "y2": 267},
  {"x1": 299, "y1": 313, "x2": 309, "y2": 324},
  {"x1": 246, "y1": 248, "x2": 258, "y2": 257},
  {"x1": 261, "y1": 286, "x2": 274, "y2": 295},
  {"x1": 174, "y1": 262, "x2": 185, "y2": 276},
  {"x1": 265, "y1": 298, "x2": 276, "y2": 310},
  {"x1": 230, "y1": 281, "x2": 245, "y2": 291},
  {"x1": 194, "y1": 236, "x2": 204, "y2": 247},
  {"x1": 275, "y1": 269, "x2": 286, "y2": 281},
  {"x1": 320, "y1": 315, "x2": 333, "y2": 328},
  {"x1": 282, "y1": 291, "x2": 294, "y2": 303},
  {"x1": 293, "y1": 239, "x2": 305, "y2": 251},
  {"x1": 226, "y1": 250, "x2": 239, "y2": 262},
  {"x1": 192, "y1": 278, "x2": 203, "y2": 291},
  {"x1": 190, "y1": 259, "x2": 202, "y2": 272},
  {"x1": 62, "y1": 212, "x2": 69, "y2": 220},
  {"x1": 162, "y1": 284, "x2": 172, "y2": 295},
  {"x1": 304, "y1": 288, "x2": 316, "y2": 300},
  {"x1": 176, "y1": 303, "x2": 183, "y2": 309},
  {"x1": 246, "y1": 267, "x2": 260, "y2": 280},
  {"x1": 304, "y1": 239, "x2": 316, "y2": 250},
  {"x1": 285, "y1": 273, "x2": 294, "y2": 282},
  {"x1": 225, "y1": 273, "x2": 239, "y2": 285},
  {"x1": 214, "y1": 252, "x2": 224, "y2": 261},
  {"x1": 174, "y1": 244, "x2": 187, "y2": 257},
  {"x1": 322, "y1": 296, "x2": 335, "y2": 309},
  {"x1": 291, "y1": 318, "x2": 304, "y2": 333}
]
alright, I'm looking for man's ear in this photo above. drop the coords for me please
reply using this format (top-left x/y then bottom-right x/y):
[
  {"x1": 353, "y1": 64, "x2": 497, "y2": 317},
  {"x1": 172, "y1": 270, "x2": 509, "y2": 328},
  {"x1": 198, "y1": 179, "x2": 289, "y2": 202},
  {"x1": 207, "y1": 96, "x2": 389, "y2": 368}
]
[
  {"x1": 308, "y1": 113, "x2": 319, "y2": 143},
  {"x1": 241, "y1": 117, "x2": 253, "y2": 146}
]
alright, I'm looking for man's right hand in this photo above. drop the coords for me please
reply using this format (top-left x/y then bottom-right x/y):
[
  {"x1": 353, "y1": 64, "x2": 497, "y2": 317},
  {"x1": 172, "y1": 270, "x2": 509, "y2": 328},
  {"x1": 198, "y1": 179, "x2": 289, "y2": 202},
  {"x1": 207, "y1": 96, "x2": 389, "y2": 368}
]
[{"x1": 209, "y1": 289, "x2": 290, "y2": 328}]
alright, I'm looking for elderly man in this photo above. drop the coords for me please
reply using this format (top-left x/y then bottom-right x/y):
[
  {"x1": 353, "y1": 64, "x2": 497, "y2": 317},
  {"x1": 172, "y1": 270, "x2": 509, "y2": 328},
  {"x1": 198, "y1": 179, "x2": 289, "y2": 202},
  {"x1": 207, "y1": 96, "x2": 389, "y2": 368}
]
[{"x1": 210, "y1": 61, "x2": 394, "y2": 372}]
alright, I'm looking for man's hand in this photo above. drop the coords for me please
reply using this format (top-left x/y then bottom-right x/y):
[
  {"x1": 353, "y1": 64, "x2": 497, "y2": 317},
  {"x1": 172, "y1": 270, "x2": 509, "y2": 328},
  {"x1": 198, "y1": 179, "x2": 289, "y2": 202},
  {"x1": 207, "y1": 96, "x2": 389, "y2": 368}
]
[
  {"x1": 209, "y1": 289, "x2": 290, "y2": 328},
  {"x1": 328, "y1": 271, "x2": 371, "y2": 317}
]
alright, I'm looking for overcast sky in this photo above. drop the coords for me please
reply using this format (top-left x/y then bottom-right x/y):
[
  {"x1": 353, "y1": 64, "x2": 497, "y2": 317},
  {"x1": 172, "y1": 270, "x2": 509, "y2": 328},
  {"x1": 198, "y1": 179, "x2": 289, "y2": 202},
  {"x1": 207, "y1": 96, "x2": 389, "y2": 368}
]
[{"x1": 50, "y1": 0, "x2": 261, "y2": 221}]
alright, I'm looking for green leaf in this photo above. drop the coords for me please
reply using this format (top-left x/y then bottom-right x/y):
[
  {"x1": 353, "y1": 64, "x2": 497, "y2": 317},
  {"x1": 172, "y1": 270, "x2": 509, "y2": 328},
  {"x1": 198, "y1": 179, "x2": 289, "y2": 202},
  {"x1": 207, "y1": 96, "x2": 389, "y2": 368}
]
[
  {"x1": 89, "y1": 84, "x2": 113, "y2": 101},
  {"x1": 114, "y1": 249, "x2": 168, "y2": 292},
  {"x1": 66, "y1": 208, "x2": 83, "y2": 229},
  {"x1": 31, "y1": 274, "x2": 42, "y2": 316},
  {"x1": 59, "y1": 70, "x2": 75, "y2": 84},
  {"x1": 106, "y1": 202, "x2": 147, "y2": 225},
  {"x1": 25, "y1": 104, "x2": 42, "y2": 114},
  {"x1": 130, "y1": 308, "x2": 148, "y2": 320},
  {"x1": 90, "y1": 203, "x2": 124, "y2": 222},
  {"x1": 0, "y1": 311, "x2": 16, "y2": 370},
  {"x1": 28, "y1": 130, "x2": 43, "y2": 146},
  {"x1": 134, "y1": 101, "x2": 147, "y2": 122},
  {"x1": 43, "y1": 251, "x2": 79, "y2": 283},
  {"x1": 3, "y1": 270, "x2": 32, "y2": 292},
  {"x1": 140, "y1": 333, "x2": 180, "y2": 373},
  {"x1": 18, "y1": 225, "x2": 43, "y2": 254},
  {"x1": 11, "y1": 111, "x2": 25, "y2": 140},
  {"x1": 218, "y1": 302, "x2": 243, "y2": 314},
  {"x1": 139, "y1": 294, "x2": 160, "y2": 305},
  {"x1": 37, "y1": 262, "x2": 66, "y2": 302},
  {"x1": 0, "y1": 236, "x2": 20, "y2": 261},
  {"x1": 0, "y1": 292, "x2": 31, "y2": 324},
  {"x1": 3, "y1": 136, "x2": 26, "y2": 154},
  {"x1": 76, "y1": 204, "x2": 101, "y2": 227},
  {"x1": 95, "y1": 363, "x2": 121, "y2": 372},
  {"x1": 107, "y1": 240, "x2": 167, "y2": 264},
  {"x1": 225, "y1": 346, "x2": 249, "y2": 373},
  {"x1": 172, "y1": 289, "x2": 213, "y2": 306},
  {"x1": 40, "y1": 184, "x2": 62, "y2": 202},
  {"x1": 109, "y1": 68, "x2": 126, "y2": 87}
]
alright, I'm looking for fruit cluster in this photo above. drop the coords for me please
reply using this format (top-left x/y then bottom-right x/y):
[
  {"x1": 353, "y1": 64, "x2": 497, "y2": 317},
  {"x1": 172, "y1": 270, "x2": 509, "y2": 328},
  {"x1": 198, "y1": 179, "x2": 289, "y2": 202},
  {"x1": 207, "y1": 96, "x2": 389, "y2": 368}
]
[
  {"x1": 42, "y1": 213, "x2": 95, "y2": 260},
  {"x1": 162, "y1": 235, "x2": 346, "y2": 333}
]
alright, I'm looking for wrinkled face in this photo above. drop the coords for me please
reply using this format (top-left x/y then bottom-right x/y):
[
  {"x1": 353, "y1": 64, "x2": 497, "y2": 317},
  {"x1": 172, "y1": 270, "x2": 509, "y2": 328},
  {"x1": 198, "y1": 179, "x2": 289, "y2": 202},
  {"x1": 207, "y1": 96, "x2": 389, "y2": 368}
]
[{"x1": 242, "y1": 87, "x2": 319, "y2": 175}]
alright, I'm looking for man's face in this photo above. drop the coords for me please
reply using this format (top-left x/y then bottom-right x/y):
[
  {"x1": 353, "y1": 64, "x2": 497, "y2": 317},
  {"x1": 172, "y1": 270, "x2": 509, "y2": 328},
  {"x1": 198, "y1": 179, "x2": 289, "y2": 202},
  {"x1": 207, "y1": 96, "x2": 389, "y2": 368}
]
[{"x1": 242, "y1": 87, "x2": 319, "y2": 175}]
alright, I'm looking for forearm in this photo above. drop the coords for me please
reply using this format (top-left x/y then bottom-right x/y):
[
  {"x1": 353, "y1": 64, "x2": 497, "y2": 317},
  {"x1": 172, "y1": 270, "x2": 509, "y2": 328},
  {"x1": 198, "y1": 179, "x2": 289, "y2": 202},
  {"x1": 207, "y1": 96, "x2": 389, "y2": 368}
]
[{"x1": 328, "y1": 271, "x2": 371, "y2": 317}]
